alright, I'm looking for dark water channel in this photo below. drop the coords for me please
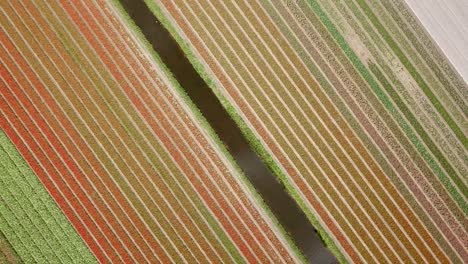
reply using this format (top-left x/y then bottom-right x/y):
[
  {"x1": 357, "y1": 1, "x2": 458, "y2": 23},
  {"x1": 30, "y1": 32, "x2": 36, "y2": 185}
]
[{"x1": 119, "y1": 0, "x2": 337, "y2": 262}]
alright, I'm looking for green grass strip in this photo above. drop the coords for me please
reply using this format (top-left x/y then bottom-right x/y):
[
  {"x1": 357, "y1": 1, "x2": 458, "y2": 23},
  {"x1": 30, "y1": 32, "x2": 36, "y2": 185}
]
[
  {"x1": 111, "y1": 1, "x2": 307, "y2": 262},
  {"x1": 353, "y1": 0, "x2": 467, "y2": 149},
  {"x1": 108, "y1": 2, "x2": 244, "y2": 262},
  {"x1": 305, "y1": 0, "x2": 467, "y2": 203},
  {"x1": 134, "y1": 0, "x2": 326, "y2": 263},
  {"x1": 0, "y1": 130, "x2": 96, "y2": 264}
]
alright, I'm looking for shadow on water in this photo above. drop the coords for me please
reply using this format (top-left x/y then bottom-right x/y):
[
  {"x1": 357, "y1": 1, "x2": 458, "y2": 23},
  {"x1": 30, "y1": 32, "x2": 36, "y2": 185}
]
[{"x1": 119, "y1": 0, "x2": 337, "y2": 262}]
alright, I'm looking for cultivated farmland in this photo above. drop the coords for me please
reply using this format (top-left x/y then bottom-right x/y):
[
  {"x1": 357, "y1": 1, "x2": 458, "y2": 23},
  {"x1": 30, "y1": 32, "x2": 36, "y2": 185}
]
[
  {"x1": 148, "y1": 0, "x2": 468, "y2": 262},
  {"x1": 0, "y1": 0, "x2": 304, "y2": 263}
]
